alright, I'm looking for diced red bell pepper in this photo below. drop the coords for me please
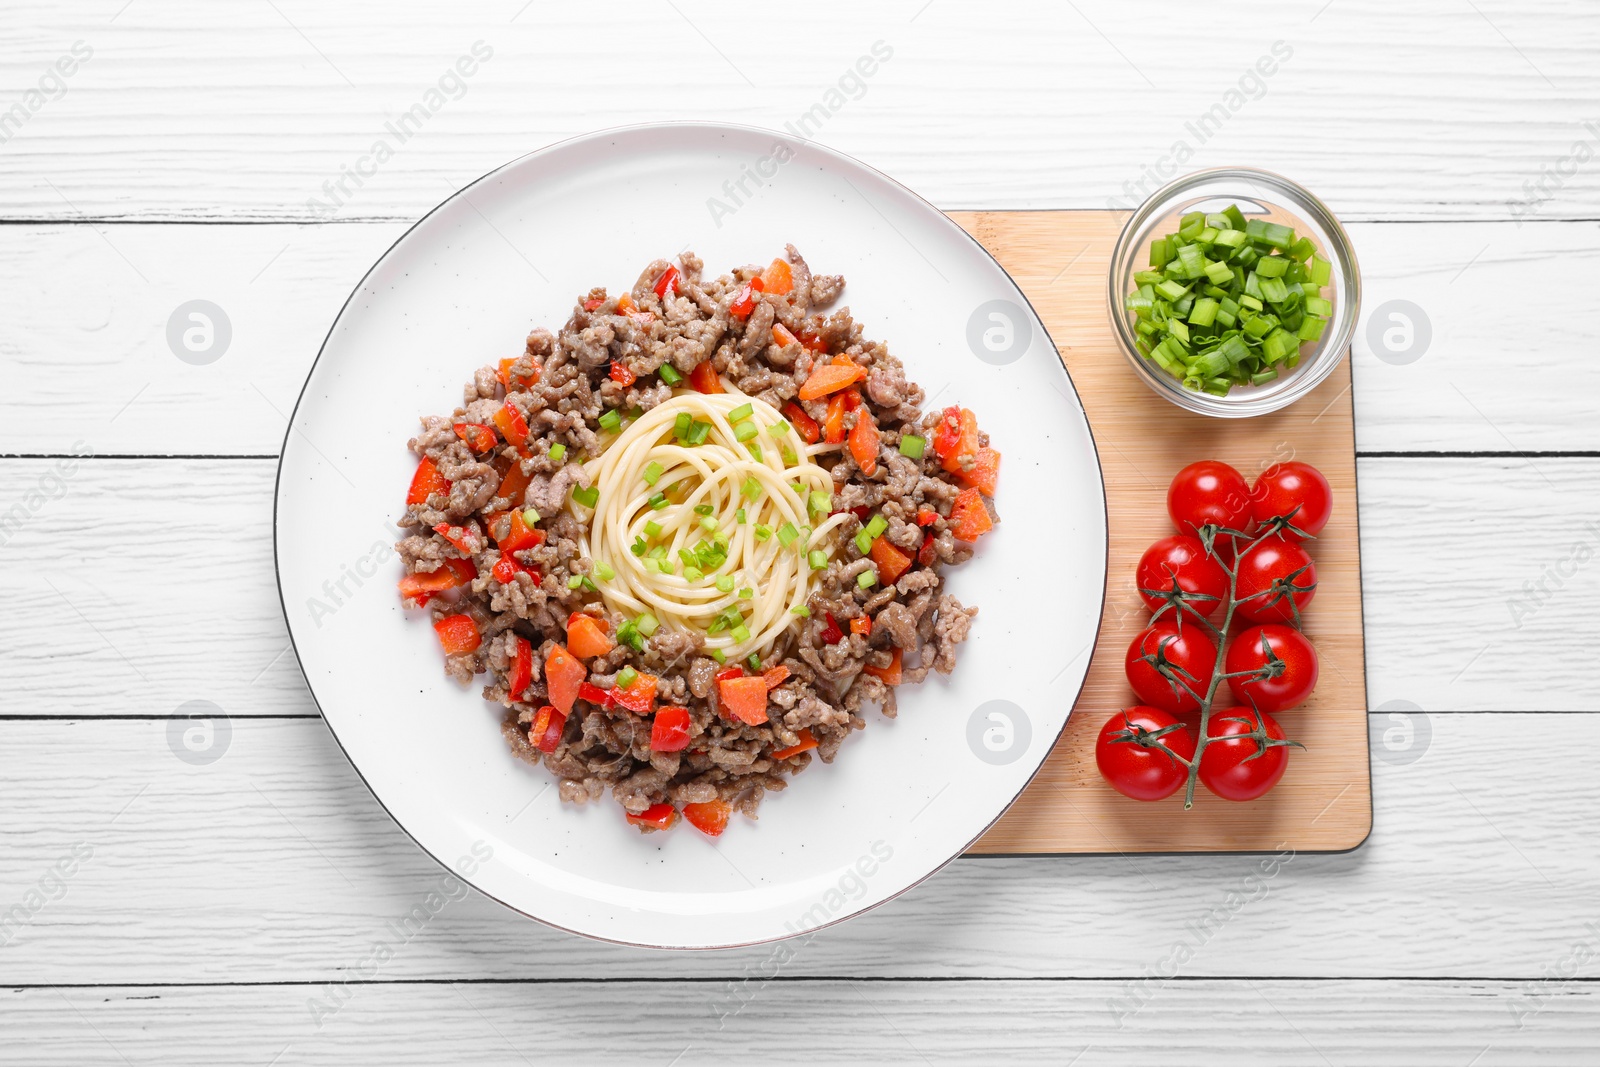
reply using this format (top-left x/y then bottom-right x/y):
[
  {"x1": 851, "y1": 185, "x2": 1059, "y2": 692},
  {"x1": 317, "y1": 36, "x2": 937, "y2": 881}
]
[
  {"x1": 609, "y1": 361, "x2": 637, "y2": 387},
  {"x1": 544, "y1": 644, "x2": 585, "y2": 713},
  {"x1": 730, "y1": 275, "x2": 765, "y2": 319},
  {"x1": 848, "y1": 406, "x2": 879, "y2": 476},
  {"x1": 626, "y1": 802, "x2": 678, "y2": 831},
  {"x1": 433, "y1": 522, "x2": 480, "y2": 556},
  {"x1": 862, "y1": 647, "x2": 903, "y2": 685},
  {"x1": 565, "y1": 613, "x2": 614, "y2": 659},
  {"x1": 917, "y1": 533, "x2": 938, "y2": 568},
  {"x1": 499, "y1": 510, "x2": 545, "y2": 552},
  {"x1": 406, "y1": 457, "x2": 451, "y2": 506},
  {"x1": 583, "y1": 296, "x2": 605, "y2": 311},
  {"x1": 531, "y1": 705, "x2": 565, "y2": 753},
  {"x1": 949, "y1": 487, "x2": 995, "y2": 542},
  {"x1": 714, "y1": 666, "x2": 745, "y2": 684},
  {"x1": 820, "y1": 613, "x2": 844, "y2": 645},
  {"x1": 718, "y1": 674, "x2": 770, "y2": 725},
  {"x1": 688, "y1": 360, "x2": 723, "y2": 394},
  {"x1": 771, "y1": 729, "x2": 818, "y2": 761},
  {"x1": 797, "y1": 329, "x2": 830, "y2": 355},
  {"x1": 849, "y1": 616, "x2": 872, "y2": 637},
  {"x1": 611, "y1": 671, "x2": 658, "y2": 714},
  {"x1": 761, "y1": 665, "x2": 790, "y2": 690},
  {"x1": 682, "y1": 799, "x2": 731, "y2": 837},
  {"x1": 492, "y1": 401, "x2": 530, "y2": 450},
  {"x1": 491, "y1": 550, "x2": 535, "y2": 585},
  {"x1": 799, "y1": 360, "x2": 865, "y2": 401},
  {"x1": 760, "y1": 258, "x2": 793, "y2": 296},
  {"x1": 961, "y1": 447, "x2": 1001, "y2": 497},
  {"x1": 832, "y1": 504, "x2": 870, "y2": 523},
  {"x1": 869, "y1": 537, "x2": 912, "y2": 586},
  {"x1": 650, "y1": 706, "x2": 692, "y2": 752},
  {"x1": 933, "y1": 407, "x2": 981, "y2": 474},
  {"x1": 453, "y1": 422, "x2": 497, "y2": 453},
  {"x1": 840, "y1": 386, "x2": 860, "y2": 411},
  {"x1": 823, "y1": 393, "x2": 847, "y2": 445},
  {"x1": 433, "y1": 614, "x2": 481, "y2": 655},
  {"x1": 399, "y1": 557, "x2": 476, "y2": 606},
  {"x1": 782, "y1": 401, "x2": 821, "y2": 444},
  {"x1": 653, "y1": 265, "x2": 680, "y2": 300},
  {"x1": 577, "y1": 681, "x2": 613, "y2": 707},
  {"x1": 915, "y1": 507, "x2": 939, "y2": 527},
  {"x1": 495, "y1": 459, "x2": 533, "y2": 510},
  {"x1": 508, "y1": 635, "x2": 533, "y2": 700}
]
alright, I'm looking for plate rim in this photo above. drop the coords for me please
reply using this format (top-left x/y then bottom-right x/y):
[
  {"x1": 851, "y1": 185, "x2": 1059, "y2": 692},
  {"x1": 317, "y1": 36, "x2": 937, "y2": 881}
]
[{"x1": 271, "y1": 119, "x2": 1110, "y2": 950}]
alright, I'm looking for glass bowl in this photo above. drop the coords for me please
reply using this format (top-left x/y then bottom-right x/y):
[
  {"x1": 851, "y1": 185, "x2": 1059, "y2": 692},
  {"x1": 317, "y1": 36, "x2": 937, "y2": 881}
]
[{"x1": 1107, "y1": 166, "x2": 1361, "y2": 418}]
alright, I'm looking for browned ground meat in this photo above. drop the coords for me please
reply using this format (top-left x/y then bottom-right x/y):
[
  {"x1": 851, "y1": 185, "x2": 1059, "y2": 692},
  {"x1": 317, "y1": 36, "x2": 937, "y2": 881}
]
[{"x1": 397, "y1": 248, "x2": 997, "y2": 830}]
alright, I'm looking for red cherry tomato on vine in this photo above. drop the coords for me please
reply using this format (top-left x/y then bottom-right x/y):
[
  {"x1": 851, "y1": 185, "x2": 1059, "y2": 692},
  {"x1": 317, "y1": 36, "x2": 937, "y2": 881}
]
[
  {"x1": 1095, "y1": 706, "x2": 1196, "y2": 802},
  {"x1": 1234, "y1": 536, "x2": 1317, "y2": 624},
  {"x1": 1198, "y1": 706, "x2": 1290, "y2": 801},
  {"x1": 1225, "y1": 624, "x2": 1319, "y2": 713},
  {"x1": 1167, "y1": 460, "x2": 1253, "y2": 544},
  {"x1": 1250, "y1": 461, "x2": 1332, "y2": 541},
  {"x1": 1124, "y1": 619, "x2": 1218, "y2": 715},
  {"x1": 1135, "y1": 534, "x2": 1228, "y2": 619}
]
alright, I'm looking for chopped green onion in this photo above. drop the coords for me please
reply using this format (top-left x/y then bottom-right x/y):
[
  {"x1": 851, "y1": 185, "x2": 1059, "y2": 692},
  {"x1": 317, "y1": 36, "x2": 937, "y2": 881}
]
[
  {"x1": 693, "y1": 503, "x2": 714, "y2": 516},
  {"x1": 734, "y1": 421, "x2": 759, "y2": 443},
  {"x1": 616, "y1": 666, "x2": 638, "y2": 689},
  {"x1": 710, "y1": 648, "x2": 726, "y2": 664},
  {"x1": 648, "y1": 493, "x2": 668, "y2": 511},
  {"x1": 747, "y1": 653, "x2": 762, "y2": 671},
  {"x1": 781, "y1": 445, "x2": 797, "y2": 466},
  {"x1": 728, "y1": 402, "x2": 754, "y2": 423},
  {"x1": 738, "y1": 587, "x2": 753, "y2": 598},
  {"x1": 631, "y1": 536, "x2": 647, "y2": 557},
  {"x1": 683, "y1": 566, "x2": 704, "y2": 582},
  {"x1": 699, "y1": 516, "x2": 718, "y2": 533},
  {"x1": 855, "y1": 529, "x2": 873, "y2": 555},
  {"x1": 809, "y1": 549, "x2": 828, "y2": 570},
  {"x1": 567, "y1": 574, "x2": 583, "y2": 589},
  {"x1": 769, "y1": 421, "x2": 791, "y2": 437},
  {"x1": 522, "y1": 507, "x2": 541, "y2": 527},
  {"x1": 643, "y1": 461, "x2": 663, "y2": 486},
  {"x1": 809, "y1": 491, "x2": 831, "y2": 515},
  {"x1": 594, "y1": 561, "x2": 615, "y2": 581},
  {"x1": 635, "y1": 613, "x2": 659, "y2": 638},
  {"x1": 730, "y1": 623, "x2": 751, "y2": 643},
  {"x1": 1124, "y1": 202, "x2": 1332, "y2": 397},
  {"x1": 791, "y1": 605, "x2": 811, "y2": 617},
  {"x1": 547, "y1": 443, "x2": 567, "y2": 463},
  {"x1": 645, "y1": 520, "x2": 663, "y2": 538},
  {"x1": 777, "y1": 522, "x2": 799, "y2": 547},
  {"x1": 754, "y1": 524, "x2": 772, "y2": 541},
  {"x1": 674, "y1": 412, "x2": 692, "y2": 439},
  {"x1": 597, "y1": 409, "x2": 622, "y2": 433},
  {"x1": 865, "y1": 514, "x2": 888, "y2": 539},
  {"x1": 572, "y1": 486, "x2": 599, "y2": 509},
  {"x1": 658, "y1": 364, "x2": 682, "y2": 385},
  {"x1": 715, "y1": 575, "x2": 735, "y2": 593},
  {"x1": 899, "y1": 434, "x2": 926, "y2": 459},
  {"x1": 741, "y1": 477, "x2": 762, "y2": 501},
  {"x1": 857, "y1": 569, "x2": 878, "y2": 590},
  {"x1": 745, "y1": 443, "x2": 762, "y2": 462},
  {"x1": 735, "y1": 508, "x2": 747, "y2": 524}
]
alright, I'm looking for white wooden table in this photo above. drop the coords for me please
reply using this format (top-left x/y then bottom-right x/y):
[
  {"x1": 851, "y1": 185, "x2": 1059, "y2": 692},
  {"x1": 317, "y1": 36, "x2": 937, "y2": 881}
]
[{"x1": 4, "y1": 2, "x2": 1597, "y2": 1062}]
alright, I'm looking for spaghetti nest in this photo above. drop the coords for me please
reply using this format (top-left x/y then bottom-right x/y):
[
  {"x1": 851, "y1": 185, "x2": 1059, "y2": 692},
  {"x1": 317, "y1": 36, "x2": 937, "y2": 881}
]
[{"x1": 573, "y1": 388, "x2": 852, "y2": 661}]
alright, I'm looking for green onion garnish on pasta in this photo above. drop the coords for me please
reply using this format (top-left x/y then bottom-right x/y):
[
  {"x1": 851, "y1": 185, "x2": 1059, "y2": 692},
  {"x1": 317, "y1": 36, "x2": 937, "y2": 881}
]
[
  {"x1": 728, "y1": 402, "x2": 754, "y2": 423},
  {"x1": 643, "y1": 461, "x2": 663, "y2": 486},
  {"x1": 658, "y1": 364, "x2": 682, "y2": 385},
  {"x1": 548, "y1": 443, "x2": 567, "y2": 462},
  {"x1": 572, "y1": 486, "x2": 599, "y2": 509},
  {"x1": 598, "y1": 409, "x2": 622, "y2": 433}
]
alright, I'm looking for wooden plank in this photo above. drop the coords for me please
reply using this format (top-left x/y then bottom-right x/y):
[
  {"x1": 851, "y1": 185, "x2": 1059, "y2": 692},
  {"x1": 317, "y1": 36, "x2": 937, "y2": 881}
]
[
  {"x1": 3, "y1": 219, "x2": 1591, "y2": 456},
  {"x1": 5, "y1": 2, "x2": 1598, "y2": 222},
  {"x1": 2, "y1": 455, "x2": 1591, "y2": 718},
  {"x1": 6, "y1": 979, "x2": 1599, "y2": 1066},
  {"x1": 967, "y1": 211, "x2": 1366, "y2": 852},
  {"x1": 0, "y1": 714, "x2": 1592, "y2": 982}
]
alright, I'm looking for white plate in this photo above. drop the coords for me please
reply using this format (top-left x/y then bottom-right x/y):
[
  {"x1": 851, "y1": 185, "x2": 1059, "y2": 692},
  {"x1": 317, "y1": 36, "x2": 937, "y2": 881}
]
[{"x1": 274, "y1": 122, "x2": 1107, "y2": 949}]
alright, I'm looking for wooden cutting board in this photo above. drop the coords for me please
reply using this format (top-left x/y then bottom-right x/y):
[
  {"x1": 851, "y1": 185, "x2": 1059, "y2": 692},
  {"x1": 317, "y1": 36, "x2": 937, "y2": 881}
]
[{"x1": 953, "y1": 211, "x2": 1372, "y2": 854}]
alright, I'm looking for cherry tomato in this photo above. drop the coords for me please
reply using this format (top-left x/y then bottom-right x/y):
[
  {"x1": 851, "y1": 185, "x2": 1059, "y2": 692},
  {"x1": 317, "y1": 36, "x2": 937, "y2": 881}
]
[
  {"x1": 1225, "y1": 624, "x2": 1319, "y2": 713},
  {"x1": 1135, "y1": 534, "x2": 1228, "y2": 619},
  {"x1": 1095, "y1": 706, "x2": 1196, "y2": 802},
  {"x1": 1234, "y1": 536, "x2": 1317, "y2": 624},
  {"x1": 1167, "y1": 460, "x2": 1252, "y2": 544},
  {"x1": 1124, "y1": 619, "x2": 1218, "y2": 714},
  {"x1": 1250, "y1": 461, "x2": 1332, "y2": 541},
  {"x1": 1198, "y1": 706, "x2": 1290, "y2": 801}
]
